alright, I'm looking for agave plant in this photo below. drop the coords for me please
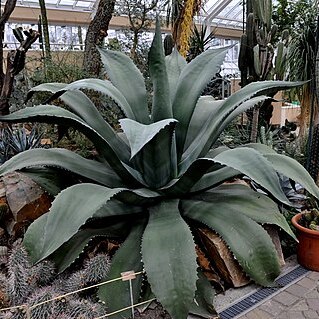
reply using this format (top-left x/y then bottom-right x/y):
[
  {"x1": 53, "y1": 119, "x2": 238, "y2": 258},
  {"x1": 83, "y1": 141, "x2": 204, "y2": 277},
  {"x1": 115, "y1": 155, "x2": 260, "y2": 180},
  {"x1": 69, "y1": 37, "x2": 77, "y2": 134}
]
[
  {"x1": 0, "y1": 22, "x2": 318, "y2": 319},
  {"x1": 0, "y1": 126, "x2": 43, "y2": 164}
]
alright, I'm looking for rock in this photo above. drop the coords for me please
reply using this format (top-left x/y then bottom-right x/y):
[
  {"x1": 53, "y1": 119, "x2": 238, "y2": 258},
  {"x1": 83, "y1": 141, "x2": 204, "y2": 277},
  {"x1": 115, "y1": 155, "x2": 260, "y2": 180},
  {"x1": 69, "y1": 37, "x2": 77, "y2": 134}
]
[
  {"x1": 1, "y1": 172, "x2": 52, "y2": 236},
  {"x1": 263, "y1": 224, "x2": 285, "y2": 267},
  {"x1": 198, "y1": 228, "x2": 251, "y2": 288},
  {"x1": 198, "y1": 225, "x2": 285, "y2": 288}
]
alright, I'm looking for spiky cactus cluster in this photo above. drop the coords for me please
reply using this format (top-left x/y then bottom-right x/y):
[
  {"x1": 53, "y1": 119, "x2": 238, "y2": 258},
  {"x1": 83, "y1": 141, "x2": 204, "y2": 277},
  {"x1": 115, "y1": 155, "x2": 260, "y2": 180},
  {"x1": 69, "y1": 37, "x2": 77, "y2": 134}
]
[{"x1": 1, "y1": 242, "x2": 110, "y2": 318}]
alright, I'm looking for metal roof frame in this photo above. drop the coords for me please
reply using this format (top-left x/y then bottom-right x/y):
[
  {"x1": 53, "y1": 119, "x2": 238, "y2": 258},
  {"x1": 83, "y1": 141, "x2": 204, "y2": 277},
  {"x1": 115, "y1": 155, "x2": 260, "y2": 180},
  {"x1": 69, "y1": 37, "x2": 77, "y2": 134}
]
[
  {"x1": 1, "y1": 0, "x2": 244, "y2": 30},
  {"x1": 2, "y1": 0, "x2": 96, "y2": 12}
]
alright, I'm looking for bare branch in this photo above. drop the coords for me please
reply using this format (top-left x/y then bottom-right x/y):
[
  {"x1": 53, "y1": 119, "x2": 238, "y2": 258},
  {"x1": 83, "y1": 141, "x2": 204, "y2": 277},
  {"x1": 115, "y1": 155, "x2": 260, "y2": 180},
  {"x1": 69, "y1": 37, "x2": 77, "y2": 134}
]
[{"x1": 0, "y1": 0, "x2": 17, "y2": 25}]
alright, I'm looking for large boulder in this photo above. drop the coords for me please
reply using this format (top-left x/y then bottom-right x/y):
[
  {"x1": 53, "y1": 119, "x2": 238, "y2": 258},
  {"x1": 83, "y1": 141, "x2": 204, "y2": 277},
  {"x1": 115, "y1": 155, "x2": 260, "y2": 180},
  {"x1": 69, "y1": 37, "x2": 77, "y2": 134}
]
[{"x1": 0, "y1": 172, "x2": 52, "y2": 236}]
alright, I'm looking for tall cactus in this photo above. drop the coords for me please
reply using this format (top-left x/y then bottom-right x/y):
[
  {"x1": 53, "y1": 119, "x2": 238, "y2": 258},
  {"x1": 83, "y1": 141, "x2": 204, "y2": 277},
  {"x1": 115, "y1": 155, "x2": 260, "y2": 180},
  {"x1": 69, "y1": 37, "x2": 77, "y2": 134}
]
[
  {"x1": 238, "y1": 0, "x2": 289, "y2": 141},
  {"x1": 275, "y1": 30, "x2": 290, "y2": 80}
]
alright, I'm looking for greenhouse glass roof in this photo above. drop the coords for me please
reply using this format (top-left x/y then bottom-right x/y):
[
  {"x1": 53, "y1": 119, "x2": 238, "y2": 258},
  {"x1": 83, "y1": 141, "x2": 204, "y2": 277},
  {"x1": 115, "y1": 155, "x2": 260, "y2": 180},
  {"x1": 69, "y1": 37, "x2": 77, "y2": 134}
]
[
  {"x1": 2, "y1": 0, "x2": 244, "y2": 29},
  {"x1": 3, "y1": 0, "x2": 97, "y2": 11},
  {"x1": 202, "y1": 0, "x2": 243, "y2": 29}
]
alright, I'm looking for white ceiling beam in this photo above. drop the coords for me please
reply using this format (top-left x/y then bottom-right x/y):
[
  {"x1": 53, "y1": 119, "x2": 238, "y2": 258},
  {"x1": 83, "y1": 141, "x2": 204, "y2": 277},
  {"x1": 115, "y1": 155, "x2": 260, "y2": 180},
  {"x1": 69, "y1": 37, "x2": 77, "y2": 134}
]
[{"x1": 204, "y1": 0, "x2": 233, "y2": 24}]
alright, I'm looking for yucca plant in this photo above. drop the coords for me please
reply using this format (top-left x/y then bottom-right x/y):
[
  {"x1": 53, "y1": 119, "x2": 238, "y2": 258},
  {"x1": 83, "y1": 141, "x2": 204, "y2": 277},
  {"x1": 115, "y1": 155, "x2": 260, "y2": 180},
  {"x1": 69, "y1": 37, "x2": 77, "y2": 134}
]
[{"x1": 0, "y1": 22, "x2": 319, "y2": 319}]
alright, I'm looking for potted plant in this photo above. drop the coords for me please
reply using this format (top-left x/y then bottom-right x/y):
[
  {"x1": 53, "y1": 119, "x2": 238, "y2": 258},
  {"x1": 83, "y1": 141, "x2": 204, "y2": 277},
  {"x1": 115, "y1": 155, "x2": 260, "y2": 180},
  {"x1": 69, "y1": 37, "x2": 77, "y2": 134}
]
[{"x1": 291, "y1": 209, "x2": 319, "y2": 271}]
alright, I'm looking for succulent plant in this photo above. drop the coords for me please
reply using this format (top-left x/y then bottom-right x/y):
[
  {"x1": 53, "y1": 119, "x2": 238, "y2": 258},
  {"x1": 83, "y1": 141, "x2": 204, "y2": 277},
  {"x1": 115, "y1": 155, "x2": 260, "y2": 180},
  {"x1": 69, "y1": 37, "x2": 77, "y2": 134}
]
[
  {"x1": 0, "y1": 126, "x2": 43, "y2": 164},
  {"x1": 299, "y1": 209, "x2": 319, "y2": 230},
  {"x1": 1, "y1": 242, "x2": 110, "y2": 318},
  {"x1": 0, "y1": 21, "x2": 318, "y2": 319}
]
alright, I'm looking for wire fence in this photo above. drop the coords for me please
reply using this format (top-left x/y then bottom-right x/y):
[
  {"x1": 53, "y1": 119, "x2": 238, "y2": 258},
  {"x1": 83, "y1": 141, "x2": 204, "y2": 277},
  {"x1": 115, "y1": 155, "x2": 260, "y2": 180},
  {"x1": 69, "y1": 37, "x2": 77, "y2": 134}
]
[{"x1": 0, "y1": 270, "x2": 155, "y2": 319}]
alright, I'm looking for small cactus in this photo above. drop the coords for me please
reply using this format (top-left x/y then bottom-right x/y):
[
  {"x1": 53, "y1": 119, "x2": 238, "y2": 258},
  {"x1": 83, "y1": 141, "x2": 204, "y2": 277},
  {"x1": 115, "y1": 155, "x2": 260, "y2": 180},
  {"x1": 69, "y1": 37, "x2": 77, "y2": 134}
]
[
  {"x1": 30, "y1": 260, "x2": 56, "y2": 287},
  {"x1": 2, "y1": 245, "x2": 111, "y2": 318},
  {"x1": 299, "y1": 209, "x2": 319, "y2": 230},
  {"x1": 64, "y1": 253, "x2": 110, "y2": 294},
  {"x1": 82, "y1": 253, "x2": 111, "y2": 285},
  {"x1": 67, "y1": 299, "x2": 106, "y2": 319},
  {"x1": 7, "y1": 243, "x2": 31, "y2": 305},
  {"x1": 28, "y1": 287, "x2": 59, "y2": 319}
]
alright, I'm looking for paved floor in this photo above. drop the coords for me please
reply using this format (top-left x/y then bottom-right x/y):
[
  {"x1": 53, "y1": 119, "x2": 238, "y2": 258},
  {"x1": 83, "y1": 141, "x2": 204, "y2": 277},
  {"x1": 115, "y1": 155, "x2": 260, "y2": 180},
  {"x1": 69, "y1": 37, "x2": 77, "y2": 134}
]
[
  {"x1": 214, "y1": 255, "x2": 319, "y2": 319},
  {"x1": 237, "y1": 271, "x2": 319, "y2": 319}
]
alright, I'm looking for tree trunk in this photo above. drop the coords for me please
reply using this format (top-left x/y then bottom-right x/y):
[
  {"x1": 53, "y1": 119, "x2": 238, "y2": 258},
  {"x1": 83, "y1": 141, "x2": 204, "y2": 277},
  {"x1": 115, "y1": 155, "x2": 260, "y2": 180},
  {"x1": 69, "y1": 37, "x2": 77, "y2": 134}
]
[
  {"x1": 39, "y1": 0, "x2": 51, "y2": 61},
  {"x1": 78, "y1": 26, "x2": 83, "y2": 50},
  {"x1": 0, "y1": 1, "x2": 17, "y2": 98},
  {"x1": 0, "y1": 30, "x2": 39, "y2": 116},
  {"x1": 130, "y1": 30, "x2": 138, "y2": 61},
  {"x1": 83, "y1": 0, "x2": 116, "y2": 77}
]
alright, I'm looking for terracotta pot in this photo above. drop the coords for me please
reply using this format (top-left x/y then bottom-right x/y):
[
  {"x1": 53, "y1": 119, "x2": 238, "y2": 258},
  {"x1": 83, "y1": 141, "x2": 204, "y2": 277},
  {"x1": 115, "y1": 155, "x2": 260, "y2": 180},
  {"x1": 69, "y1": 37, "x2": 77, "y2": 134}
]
[{"x1": 291, "y1": 213, "x2": 319, "y2": 271}]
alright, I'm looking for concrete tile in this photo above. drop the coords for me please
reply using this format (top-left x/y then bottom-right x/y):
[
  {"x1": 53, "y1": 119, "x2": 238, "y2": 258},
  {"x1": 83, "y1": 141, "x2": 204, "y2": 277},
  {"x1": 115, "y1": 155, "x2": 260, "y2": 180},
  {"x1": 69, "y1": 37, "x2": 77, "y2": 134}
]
[
  {"x1": 277, "y1": 312, "x2": 289, "y2": 319},
  {"x1": 303, "y1": 310, "x2": 318, "y2": 318},
  {"x1": 305, "y1": 289, "x2": 319, "y2": 298},
  {"x1": 298, "y1": 277, "x2": 318, "y2": 290},
  {"x1": 260, "y1": 299, "x2": 284, "y2": 316},
  {"x1": 273, "y1": 291, "x2": 300, "y2": 306},
  {"x1": 287, "y1": 311, "x2": 304, "y2": 319},
  {"x1": 306, "y1": 272, "x2": 319, "y2": 281},
  {"x1": 307, "y1": 298, "x2": 319, "y2": 311},
  {"x1": 244, "y1": 309, "x2": 273, "y2": 319},
  {"x1": 286, "y1": 284, "x2": 310, "y2": 297},
  {"x1": 290, "y1": 300, "x2": 308, "y2": 311}
]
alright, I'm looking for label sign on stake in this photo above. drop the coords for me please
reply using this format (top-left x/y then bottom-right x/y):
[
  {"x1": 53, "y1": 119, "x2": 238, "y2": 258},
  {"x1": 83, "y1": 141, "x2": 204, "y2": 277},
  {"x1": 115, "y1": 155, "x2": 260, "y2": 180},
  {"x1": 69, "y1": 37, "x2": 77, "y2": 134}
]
[
  {"x1": 121, "y1": 270, "x2": 136, "y2": 281},
  {"x1": 121, "y1": 271, "x2": 136, "y2": 318}
]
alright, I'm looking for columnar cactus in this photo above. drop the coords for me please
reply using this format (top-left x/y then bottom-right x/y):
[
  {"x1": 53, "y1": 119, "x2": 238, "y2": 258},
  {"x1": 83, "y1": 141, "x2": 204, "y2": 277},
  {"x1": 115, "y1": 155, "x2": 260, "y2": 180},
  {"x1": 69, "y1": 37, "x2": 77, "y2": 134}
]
[
  {"x1": 238, "y1": 0, "x2": 290, "y2": 141},
  {"x1": 239, "y1": 0, "x2": 282, "y2": 84}
]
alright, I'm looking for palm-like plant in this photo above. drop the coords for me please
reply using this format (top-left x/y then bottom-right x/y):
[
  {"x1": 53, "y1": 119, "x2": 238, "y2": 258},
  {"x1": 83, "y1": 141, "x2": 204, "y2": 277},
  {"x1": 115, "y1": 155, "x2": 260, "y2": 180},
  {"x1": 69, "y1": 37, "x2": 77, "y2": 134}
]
[{"x1": 0, "y1": 23, "x2": 318, "y2": 319}]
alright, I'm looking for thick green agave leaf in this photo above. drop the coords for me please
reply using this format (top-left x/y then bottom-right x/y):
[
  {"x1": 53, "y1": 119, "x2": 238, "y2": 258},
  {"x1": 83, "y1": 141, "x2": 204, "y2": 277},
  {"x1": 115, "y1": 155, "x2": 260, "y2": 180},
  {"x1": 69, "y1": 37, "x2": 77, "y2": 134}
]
[
  {"x1": 149, "y1": 19, "x2": 172, "y2": 121},
  {"x1": 192, "y1": 184, "x2": 296, "y2": 239},
  {"x1": 28, "y1": 83, "x2": 130, "y2": 154},
  {"x1": 21, "y1": 167, "x2": 75, "y2": 196},
  {"x1": 120, "y1": 118, "x2": 178, "y2": 188},
  {"x1": 50, "y1": 220, "x2": 131, "y2": 273},
  {"x1": 264, "y1": 153, "x2": 319, "y2": 199},
  {"x1": 190, "y1": 164, "x2": 241, "y2": 193},
  {"x1": 142, "y1": 200, "x2": 197, "y2": 319},
  {"x1": 93, "y1": 199, "x2": 142, "y2": 218},
  {"x1": 180, "y1": 95, "x2": 272, "y2": 172},
  {"x1": 46, "y1": 78, "x2": 136, "y2": 120},
  {"x1": 165, "y1": 48, "x2": 187, "y2": 101},
  {"x1": 172, "y1": 46, "x2": 229, "y2": 157},
  {"x1": 141, "y1": 126, "x2": 177, "y2": 188},
  {"x1": 181, "y1": 81, "x2": 305, "y2": 171},
  {"x1": 211, "y1": 147, "x2": 291, "y2": 205},
  {"x1": 115, "y1": 188, "x2": 162, "y2": 206},
  {"x1": 120, "y1": 118, "x2": 177, "y2": 159},
  {"x1": 243, "y1": 143, "x2": 319, "y2": 200},
  {"x1": 160, "y1": 159, "x2": 216, "y2": 196},
  {"x1": 242, "y1": 143, "x2": 277, "y2": 154},
  {"x1": 23, "y1": 184, "x2": 125, "y2": 263},
  {"x1": 189, "y1": 269, "x2": 217, "y2": 318},
  {"x1": 220, "y1": 81, "x2": 305, "y2": 119},
  {"x1": 184, "y1": 97, "x2": 224, "y2": 151},
  {"x1": 181, "y1": 200, "x2": 281, "y2": 286},
  {"x1": 98, "y1": 48, "x2": 150, "y2": 124},
  {"x1": 98, "y1": 222, "x2": 145, "y2": 319},
  {"x1": 0, "y1": 105, "x2": 139, "y2": 184},
  {"x1": 27, "y1": 82, "x2": 66, "y2": 100},
  {"x1": 0, "y1": 148, "x2": 124, "y2": 188},
  {"x1": 203, "y1": 96, "x2": 273, "y2": 153}
]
